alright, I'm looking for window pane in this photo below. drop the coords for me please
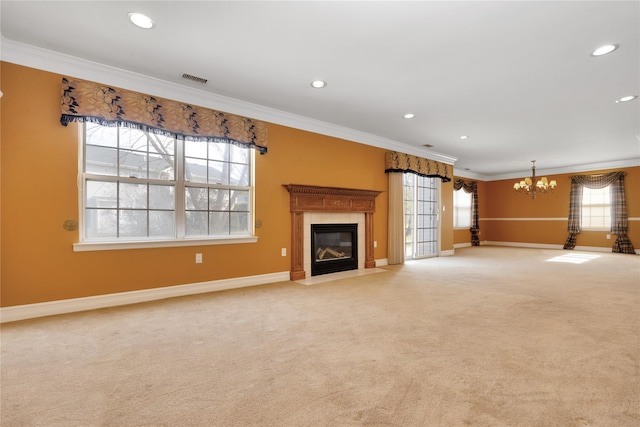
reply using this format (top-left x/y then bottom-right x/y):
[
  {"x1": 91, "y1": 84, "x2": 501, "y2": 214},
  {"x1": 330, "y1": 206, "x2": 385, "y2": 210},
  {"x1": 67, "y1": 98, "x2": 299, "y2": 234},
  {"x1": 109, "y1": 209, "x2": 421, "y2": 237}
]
[
  {"x1": 208, "y1": 142, "x2": 229, "y2": 161},
  {"x1": 149, "y1": 185, "x2": 175, "y2": 210},
  {"x1": 149, "y1": 211, "x2": 175, "y2": 237},
  {"x1": 86, "y1": 145, "x2": 118, "y2": 176},
  {"x1": 231, "y1": 190, "x2": 249, "y2": 211},
  {"x1": 230, "y1": 163, "x2": 249, "y2": 186},
  {"x1": 209, "y1": 189, "x2": 230, "y2": 211},
  {"x1": 85, "y1": 209, "x2": 117, "y2": 238},
  {"x1": 185, "y1": 157, "x2": 207, "y2": 183},
  {"x1": 210, "y1": 212, "x2": 230, "y2": 234},
  {"x1": 148, "y1": 133, "x2": 174, "y2": 155},
  {"x1": 119, "y1": 127, "x2": 147, "y2": 151},
  {"x1": 185, "y1": 211, "x2": 208, "y2": 235},
  {"x1": 86, "y1": 122, "x2": 117, "y2": 147},
  {"x1": 403, "y1": 173, "x2": 414, "y2": 186},
  {"x1": 230, "y1": 212, "x2": 249, "y2": 234},
  {"x1": 184, "y1": 140, "x2": 207, "y2": 159},
  {"x1": 453, "y1": 190, "x2": 472, "y2": 228},
  {"x1": 455, "y1": 207, "x2": 471, "y2": 228},
  {"x1": 119, "y1": 150, "x2": 148, "y2": 178},
  {"x1": 148, "y1": 153, "x2": 174, "y2": 180},
  {"x1": 185, "y1": 187, "x2": 208, "y2": 210},
  {"x1": 86, "y1": 181, "x2": 117, "y2": 208},
  {"x1": 119, "y1": 210, "x2": 147, "y2": 237},
  {"x1": 582, "y1": 186, "x2": 611, "y2": 229},
  {"x1": 230, "y1": 145, "x2": 249, "y2": 164},
  {"x1": 119, "y1": 183, "x2": 147, "y2": 209},
  {"x1": 208, "y1": 160, "x2": 229, "y2": 185}
]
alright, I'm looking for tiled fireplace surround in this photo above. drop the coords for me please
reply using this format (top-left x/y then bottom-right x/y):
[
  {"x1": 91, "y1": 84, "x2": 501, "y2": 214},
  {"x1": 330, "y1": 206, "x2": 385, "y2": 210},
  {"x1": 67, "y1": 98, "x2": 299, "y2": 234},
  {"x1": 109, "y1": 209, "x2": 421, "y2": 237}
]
[{"x1": 284, "y1": 184, "x2": 382, "y2": 280}]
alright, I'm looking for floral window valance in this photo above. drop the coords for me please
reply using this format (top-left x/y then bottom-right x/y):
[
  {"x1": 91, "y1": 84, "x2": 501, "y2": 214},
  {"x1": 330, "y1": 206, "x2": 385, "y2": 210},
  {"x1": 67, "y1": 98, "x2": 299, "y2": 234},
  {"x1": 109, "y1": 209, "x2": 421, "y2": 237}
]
[
  {"x1": 384, "y1": 151, "x2": 452, "y2": 182},
  {"x1": 60, "y1": 77, "x2": 268, "y2": 154}
]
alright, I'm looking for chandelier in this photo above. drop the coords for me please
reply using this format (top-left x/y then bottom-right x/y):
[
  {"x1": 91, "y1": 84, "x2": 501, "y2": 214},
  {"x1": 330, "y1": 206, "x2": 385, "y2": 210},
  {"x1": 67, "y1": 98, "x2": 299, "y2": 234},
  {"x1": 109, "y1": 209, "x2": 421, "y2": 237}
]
[{"x1": 513, "y1": 160, "x2": 557, "y2": 199}]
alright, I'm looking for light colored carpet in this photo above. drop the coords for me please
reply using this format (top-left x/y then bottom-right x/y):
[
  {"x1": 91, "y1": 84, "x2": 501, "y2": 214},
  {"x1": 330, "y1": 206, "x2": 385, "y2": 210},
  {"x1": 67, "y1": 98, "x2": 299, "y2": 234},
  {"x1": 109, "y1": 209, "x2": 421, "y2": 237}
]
[{"x1": 2, "y1": 247, "x2": 639, "y2": 426}]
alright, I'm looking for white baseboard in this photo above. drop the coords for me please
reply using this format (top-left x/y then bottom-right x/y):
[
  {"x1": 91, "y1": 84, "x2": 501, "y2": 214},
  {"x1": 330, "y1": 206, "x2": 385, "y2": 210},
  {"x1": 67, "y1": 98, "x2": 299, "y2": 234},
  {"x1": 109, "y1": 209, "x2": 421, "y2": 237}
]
[
  {"x1": 375, "y1": 258, "x2": 389, "y2": 267},
  {"x1": 483, "y1": 241, "x2": 639, "y2": 254},
  {"x1": 440, "y1": 249, "x2": 455, "y2": 257},
  {"x1": 453, "y1": 243, "x2": 472, "y2": 249},
  {"x1": 484, "y1": 241, "x2": 563, "y2": 250},
  {"x1": 1, "y1": 271, "x2": 290, "y2": 323}
]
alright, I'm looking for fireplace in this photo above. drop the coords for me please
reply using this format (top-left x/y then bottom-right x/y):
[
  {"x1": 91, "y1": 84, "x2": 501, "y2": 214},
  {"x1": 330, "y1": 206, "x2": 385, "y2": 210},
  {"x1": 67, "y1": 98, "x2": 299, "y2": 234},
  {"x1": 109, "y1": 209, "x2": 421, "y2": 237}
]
[
  {"x1": 311, "y1": 223, "x2": 358, "y2": 276},
  {"x1": 284, "y1": 184, "x2": 382, "y2": 281}
]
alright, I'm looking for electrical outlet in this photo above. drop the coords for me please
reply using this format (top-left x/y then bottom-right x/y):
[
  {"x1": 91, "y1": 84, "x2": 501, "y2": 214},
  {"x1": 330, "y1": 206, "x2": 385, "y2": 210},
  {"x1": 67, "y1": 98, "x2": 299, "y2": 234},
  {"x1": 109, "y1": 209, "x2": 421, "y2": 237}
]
[
  {"x1": 195, "y1": 253, "x2": 203, "y2": 263},
  {"x1": 606, "y1": 234, "x2": 611, "y2": 240}
]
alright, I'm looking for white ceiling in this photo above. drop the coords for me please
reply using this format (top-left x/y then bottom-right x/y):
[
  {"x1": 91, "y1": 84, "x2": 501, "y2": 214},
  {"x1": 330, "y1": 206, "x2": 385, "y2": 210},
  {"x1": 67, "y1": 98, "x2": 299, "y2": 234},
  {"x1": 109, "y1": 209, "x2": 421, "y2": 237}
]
[{"x1": 2, "y1": 1, "x2": 639, "y2": 179}]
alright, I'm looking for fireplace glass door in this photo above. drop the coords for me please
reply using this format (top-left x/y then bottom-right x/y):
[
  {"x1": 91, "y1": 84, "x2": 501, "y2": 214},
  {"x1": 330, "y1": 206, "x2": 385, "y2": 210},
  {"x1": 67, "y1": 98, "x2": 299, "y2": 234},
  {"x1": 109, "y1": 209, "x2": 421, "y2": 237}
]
[{"x1": 311, "y1": 223, "x2": 358, "y2": 276}]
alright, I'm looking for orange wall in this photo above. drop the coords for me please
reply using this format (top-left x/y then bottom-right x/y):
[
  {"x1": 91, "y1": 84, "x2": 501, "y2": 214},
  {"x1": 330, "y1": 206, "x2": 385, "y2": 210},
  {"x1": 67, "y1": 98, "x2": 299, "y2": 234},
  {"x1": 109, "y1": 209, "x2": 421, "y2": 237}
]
[
  {"x1": 3, "y1": 61, "x2": 635, "y2": 308},
  {"x1": 482, "y1": 167, "x2": 640, "y2": 248},
  {"x1": 1, "y1": 62, "x2": 408, "y2": 307}
]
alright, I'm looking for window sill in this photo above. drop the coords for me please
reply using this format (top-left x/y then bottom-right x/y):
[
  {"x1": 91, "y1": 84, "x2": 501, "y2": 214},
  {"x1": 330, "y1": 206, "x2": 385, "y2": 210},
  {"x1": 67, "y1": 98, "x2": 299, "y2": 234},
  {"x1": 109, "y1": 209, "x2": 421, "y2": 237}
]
[{"x1": 73, "y1": 235, "x2": 258, "y2": 252}]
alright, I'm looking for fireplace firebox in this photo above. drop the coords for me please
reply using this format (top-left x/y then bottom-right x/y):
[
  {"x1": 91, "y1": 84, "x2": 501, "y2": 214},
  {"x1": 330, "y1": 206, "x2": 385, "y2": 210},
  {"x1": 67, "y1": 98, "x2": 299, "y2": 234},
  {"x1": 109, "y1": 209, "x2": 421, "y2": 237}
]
[{"x1": 311, "y1": 223, "x2": 358, "y2": 276}]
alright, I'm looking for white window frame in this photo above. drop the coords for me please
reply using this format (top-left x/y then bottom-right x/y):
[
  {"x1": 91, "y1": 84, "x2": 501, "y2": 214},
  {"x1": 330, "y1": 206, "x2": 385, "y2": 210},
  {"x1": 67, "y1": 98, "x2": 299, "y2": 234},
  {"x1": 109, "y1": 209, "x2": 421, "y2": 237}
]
[
  {"x1": 74, "y1": 123, "x2": 257, "y2": 252},
  {"x1": 581, "y1": 185, "x2": 611, "y2": 231},
  {"x1": 453, "y1": 189, "x2": 472, "y2": 229}
]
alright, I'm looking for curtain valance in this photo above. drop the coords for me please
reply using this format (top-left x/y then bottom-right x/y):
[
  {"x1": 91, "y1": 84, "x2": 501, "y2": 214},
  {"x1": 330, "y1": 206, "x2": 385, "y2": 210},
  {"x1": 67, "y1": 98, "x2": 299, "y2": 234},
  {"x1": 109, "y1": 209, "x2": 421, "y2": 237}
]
[
  {"x1": 60, "y1": 77, "x2": 268, "y2": 154},
  {"x1": 453, "y1": 178, "x2": 477, "y2": 193},
  {"x1": 569, "y1": 171, "x2": 624, "y2": 189},
  {"x1": 384, "y1": 151, "x2": 452, "y2": 182}
]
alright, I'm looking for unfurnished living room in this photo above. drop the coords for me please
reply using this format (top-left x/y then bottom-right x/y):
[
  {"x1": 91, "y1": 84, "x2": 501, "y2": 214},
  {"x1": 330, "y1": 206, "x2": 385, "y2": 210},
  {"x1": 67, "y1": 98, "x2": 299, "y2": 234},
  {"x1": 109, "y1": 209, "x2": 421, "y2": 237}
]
[{"x1": 1, "y1": 2, "x2": 638, "y2": 426}]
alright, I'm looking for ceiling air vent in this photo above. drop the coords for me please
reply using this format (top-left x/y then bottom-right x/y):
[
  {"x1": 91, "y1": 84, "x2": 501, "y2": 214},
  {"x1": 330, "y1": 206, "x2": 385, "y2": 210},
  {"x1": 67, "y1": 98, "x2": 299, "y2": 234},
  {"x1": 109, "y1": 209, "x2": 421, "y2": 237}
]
[
  {"x1": 423, "y1": 144, "x2": 434, "y2": 148},
  {"x1": 181, "y1": 73, "x2": 208, "y2": 84}
]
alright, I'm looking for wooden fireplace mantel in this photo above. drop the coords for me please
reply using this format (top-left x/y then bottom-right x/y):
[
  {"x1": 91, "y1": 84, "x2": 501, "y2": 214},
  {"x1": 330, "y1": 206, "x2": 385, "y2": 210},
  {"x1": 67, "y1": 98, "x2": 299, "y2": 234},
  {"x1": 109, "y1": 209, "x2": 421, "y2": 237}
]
[{"x1": 284, "y1": 184, "x2": 382, "y2": 280}]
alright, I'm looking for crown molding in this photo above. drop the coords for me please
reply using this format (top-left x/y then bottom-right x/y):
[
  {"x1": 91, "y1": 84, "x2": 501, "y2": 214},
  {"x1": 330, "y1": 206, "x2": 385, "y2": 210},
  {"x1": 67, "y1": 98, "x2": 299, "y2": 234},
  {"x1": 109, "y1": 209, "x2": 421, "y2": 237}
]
[
  {"x1": 0, "y1": 37, "x2": 456, "y2": 165},
  {"x1": 487, "y1": 158, "x2": 640, "y2": 181},
  {"x1": 452, "y1": 169, "x2": 487, "y2": 181}
]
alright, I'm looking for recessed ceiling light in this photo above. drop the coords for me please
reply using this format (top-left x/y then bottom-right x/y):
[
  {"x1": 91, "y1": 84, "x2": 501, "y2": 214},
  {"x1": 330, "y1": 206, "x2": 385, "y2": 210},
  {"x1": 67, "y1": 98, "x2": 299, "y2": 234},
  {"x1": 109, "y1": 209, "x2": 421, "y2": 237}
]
[
  {"x1": 128, "y1": 12, "x2": 154, "y2": 29},
  {"x1": 311, "y1": 80, "x2": 326, "y2": 89},
  {"x1": 616, "y1": 95, "x2": 638, "y2": 103},
  {"x1": 403, "y1": 113, "x2": 415, "y2": 119},
  {"x1": 591, "y1": 44, "x2": 618, "y2": 57},
  {"x1": 459, "y1": 135, "x2": 469, "y2": 140}
]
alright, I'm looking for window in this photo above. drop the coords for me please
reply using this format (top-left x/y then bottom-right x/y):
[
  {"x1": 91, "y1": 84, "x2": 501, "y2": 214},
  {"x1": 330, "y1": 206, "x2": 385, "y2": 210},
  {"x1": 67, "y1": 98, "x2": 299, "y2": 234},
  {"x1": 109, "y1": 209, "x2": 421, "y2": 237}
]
[
  {"x1": 453, "y1": 189, "x2": 472, "y2": 228},
  {"x1": 404, "y1": 174, "x2": 438, "y2": 259},
  {"x1": 582, "y1": 186, "x2": 611, "y2": 230},
  {"x1": 81, "y1": 122, "x2": 254, "y2": 245}
]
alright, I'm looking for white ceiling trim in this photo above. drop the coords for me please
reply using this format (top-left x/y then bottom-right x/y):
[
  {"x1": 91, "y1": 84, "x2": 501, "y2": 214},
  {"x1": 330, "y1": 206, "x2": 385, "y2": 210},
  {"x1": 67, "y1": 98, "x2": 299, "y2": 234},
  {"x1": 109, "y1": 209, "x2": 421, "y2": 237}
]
[
  {"x1": 489, "y1": 158, "x2": 640, "y2": 181},
  {"x1": 0, "y1": 37, "x2": 456, "y2": 165},
  {"x1": 3, "y1": 37, "x2": 638, "y2": 181}
]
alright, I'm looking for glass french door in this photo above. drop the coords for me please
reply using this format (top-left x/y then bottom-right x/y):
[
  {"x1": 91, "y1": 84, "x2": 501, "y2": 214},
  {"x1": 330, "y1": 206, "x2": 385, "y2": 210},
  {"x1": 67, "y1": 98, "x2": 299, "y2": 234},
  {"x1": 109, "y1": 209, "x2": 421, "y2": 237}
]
[{"x1": 403, "y1": 173, "x2": 439, "y2": 259}]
